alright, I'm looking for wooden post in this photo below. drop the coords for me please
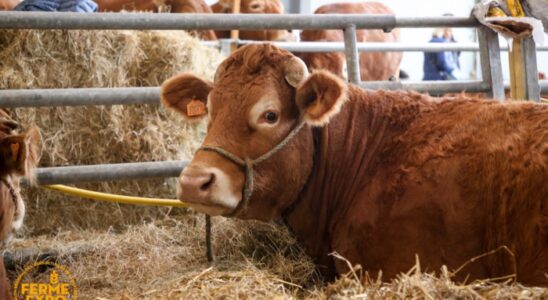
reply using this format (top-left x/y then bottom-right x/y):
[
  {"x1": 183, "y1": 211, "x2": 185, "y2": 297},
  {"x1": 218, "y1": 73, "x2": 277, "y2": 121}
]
[
  {"x1": 229, "y1": 0, "x2": 241, "y2": 52},
  {"x1": 508, "y1": 37, "x2": 541, "y2": 101},
  {"x1": 509, "y1": 38, "x2": 526, "y2": 100}
]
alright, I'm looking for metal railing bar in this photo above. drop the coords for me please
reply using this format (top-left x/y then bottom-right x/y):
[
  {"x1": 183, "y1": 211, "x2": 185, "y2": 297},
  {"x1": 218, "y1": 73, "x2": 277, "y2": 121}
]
[
  {"x1": 0, "y1": 81, "x2": 492, "y2": 108},
  {"x1": 26, "y1": 160, "x2": 188, "y2": 185},
  {"x1": 0, "y1": 12, "x2": 479, "y2": 30},
  {"x1": 539, "y1": 80, "x2": 548, "y2": 94},
  {"x1": 360, "y1": 80, "x2": 490, "y2": 93},
  {"x1": 231, "y1": 41, "x2": 548, "y2": 52},
  {"x1": 0, "y1": 87, "x2": 160, "y2": 107}
]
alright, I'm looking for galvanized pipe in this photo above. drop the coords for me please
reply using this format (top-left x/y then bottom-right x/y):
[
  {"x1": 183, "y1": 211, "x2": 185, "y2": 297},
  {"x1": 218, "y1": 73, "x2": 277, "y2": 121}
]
[
  {"x1": 360, "y1": 80, "x2": 490, "y2": 94},
  {"x1": 540, "y1": 80, "x2": 548, "y2": 94},
  {"x1": 233, "y1": 41, "x2": 548, "y2": 53},
  {"x1": 0, "y1": 12, "x2": 479, "y2": 30},
  {"x1": 344, "y1": 25, "x2": 361, "y2": 84},
  {"x1": 0, "y1": 12, "x2": 397, "y2": 30},
  {"x1": 0, "y1": 87, "x2": 160, "y2": 107},
  {"x1": 27, "y1": 160, "x2": 188, "y2": 185},
  {"x1": 0, "y1": 80, "x2": 493, "y2": 107},
  {"x1": 478, "y1": 26, "x2": 505, "y2": 100}
]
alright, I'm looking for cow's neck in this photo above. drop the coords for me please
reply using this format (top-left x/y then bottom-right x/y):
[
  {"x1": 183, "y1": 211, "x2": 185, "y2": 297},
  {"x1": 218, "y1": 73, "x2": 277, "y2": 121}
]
[{"x1": 285, "y1": 86, "x2": 407, "y2": 278}]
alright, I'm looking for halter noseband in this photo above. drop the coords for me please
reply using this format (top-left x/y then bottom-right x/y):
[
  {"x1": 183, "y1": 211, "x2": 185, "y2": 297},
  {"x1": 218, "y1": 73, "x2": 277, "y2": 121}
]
[{"x1": 198, "y1": 120, "x2": 306, "y2": 217}]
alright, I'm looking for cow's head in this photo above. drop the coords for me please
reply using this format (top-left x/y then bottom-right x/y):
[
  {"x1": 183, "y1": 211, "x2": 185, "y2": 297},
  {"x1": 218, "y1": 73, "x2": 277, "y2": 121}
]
[
  {"x1": 210, "y1": 0, "x2": 293, "y2": 41},
  {"x1": 0, "y1": 109, "x2": 41, "y2": 240},
  {"x1": 0, "y1": 110, "x2": 41, "y2": 180},
  {"x1": 161, "y1": 44, "x2": 348, "y2": 221},
  {"x1": 211, "y1": 0, "x2": 283, "y2": 14}
]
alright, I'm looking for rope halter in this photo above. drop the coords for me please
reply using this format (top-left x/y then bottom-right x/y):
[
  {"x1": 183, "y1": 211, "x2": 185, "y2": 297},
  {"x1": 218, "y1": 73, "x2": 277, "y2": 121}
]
[{"x1": 198, "y1": 120, "x2": 306, "y2": 218}]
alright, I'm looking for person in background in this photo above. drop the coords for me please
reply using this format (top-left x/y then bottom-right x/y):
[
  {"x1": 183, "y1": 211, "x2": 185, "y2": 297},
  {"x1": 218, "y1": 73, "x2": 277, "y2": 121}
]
[{"x1": 423, "y1": 25, "x2": 462, "y2": 81}]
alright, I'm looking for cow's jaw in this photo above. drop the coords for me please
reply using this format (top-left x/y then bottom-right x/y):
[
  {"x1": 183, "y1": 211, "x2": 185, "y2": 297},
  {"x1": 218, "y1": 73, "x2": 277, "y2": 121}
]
[{"x1": 178, "y1": 165, "x2": 240, "y2": 216}]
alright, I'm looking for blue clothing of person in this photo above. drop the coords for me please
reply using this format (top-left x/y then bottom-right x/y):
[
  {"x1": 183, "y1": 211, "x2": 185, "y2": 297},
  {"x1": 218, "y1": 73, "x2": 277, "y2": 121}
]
[
  {"x1": 13, "y1": 0, "x2": 97, "y2": 12},
  {"x1": 423, "y1": 36, "x2": 461, "y2": 80}
]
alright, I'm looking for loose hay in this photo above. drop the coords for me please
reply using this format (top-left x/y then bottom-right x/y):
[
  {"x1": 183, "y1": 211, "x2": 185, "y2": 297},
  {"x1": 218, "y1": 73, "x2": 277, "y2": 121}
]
[
  {"x1": 0, "y1": 29, "x2": 224, "y2": 232},
  {"x1": 9, "y1": 217, "x2": 317, "y2": 299},
  {"x1": 9, "y1": 217, "x2": 546, "y2": 299}
]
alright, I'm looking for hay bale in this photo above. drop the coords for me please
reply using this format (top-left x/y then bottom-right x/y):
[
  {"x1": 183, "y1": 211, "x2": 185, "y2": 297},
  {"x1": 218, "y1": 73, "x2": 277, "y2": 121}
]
[{"x1": 0, "y1": 29, "x2": 224, "y2": 233}]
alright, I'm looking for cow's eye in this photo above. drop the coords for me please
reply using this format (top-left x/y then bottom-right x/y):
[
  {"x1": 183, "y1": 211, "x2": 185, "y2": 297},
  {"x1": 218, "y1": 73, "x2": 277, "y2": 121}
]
[{"x1": 264, "y1": 111, "x2": 278, "y2": 124}]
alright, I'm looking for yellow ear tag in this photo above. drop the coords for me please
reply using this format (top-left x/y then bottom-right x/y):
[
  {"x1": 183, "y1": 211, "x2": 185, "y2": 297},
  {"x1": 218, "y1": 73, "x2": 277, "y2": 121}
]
[
  {"x1": 10, "y1": 143, "x2": 20, "y2": 162},
  {"x1": 187, "y1": 99, "x2": 207, "y2": 117}
]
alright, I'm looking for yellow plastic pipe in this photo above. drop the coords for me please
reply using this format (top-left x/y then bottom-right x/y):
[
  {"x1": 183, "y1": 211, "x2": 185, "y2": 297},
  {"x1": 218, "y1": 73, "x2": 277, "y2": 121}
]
[{"x1": 44, "y1": 184, "x2": 188, "y2": 208}]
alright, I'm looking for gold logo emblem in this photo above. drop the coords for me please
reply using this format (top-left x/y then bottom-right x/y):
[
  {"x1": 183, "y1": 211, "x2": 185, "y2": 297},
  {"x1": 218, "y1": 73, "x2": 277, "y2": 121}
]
[{"x1": 13, "y1": 261, "x2": 78, "y2": 300}]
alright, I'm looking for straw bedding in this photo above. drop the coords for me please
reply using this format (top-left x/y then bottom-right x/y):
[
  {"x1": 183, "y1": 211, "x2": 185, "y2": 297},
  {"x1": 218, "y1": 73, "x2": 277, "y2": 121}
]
[{"x1": 1, "y1": 29, "x2": 546, "y2": 299}]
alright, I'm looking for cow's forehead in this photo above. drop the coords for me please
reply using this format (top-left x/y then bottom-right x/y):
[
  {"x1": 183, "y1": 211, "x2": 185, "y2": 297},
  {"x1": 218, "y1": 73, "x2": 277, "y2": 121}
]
[{"x1": 211, "y1": 73, "x2": 285, "y2": 108}]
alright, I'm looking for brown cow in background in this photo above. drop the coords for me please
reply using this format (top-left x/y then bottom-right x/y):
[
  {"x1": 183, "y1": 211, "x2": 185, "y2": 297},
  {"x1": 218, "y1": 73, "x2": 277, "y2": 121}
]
[
  {"x1": 298, "y1": 2, "x2": 402, "y2": 81},
  {"x1": 0, "y1": 0, "x2": 19, "y2": 10},
  {"x1": 161, "y1": 44, "x2": 547, "y2": 285},
  {"x1": 95, "y1": 0, "x2": 217, "y2": 40},
  {"x1": 0, "y1": 110, "x2": 40, "y2": 299},
  {"x1": 211, "y1": 0, "x2": 293, "y2": 41}
]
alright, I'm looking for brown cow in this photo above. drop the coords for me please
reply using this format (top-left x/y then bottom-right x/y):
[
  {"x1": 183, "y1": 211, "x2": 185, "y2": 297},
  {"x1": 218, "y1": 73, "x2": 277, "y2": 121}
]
[
  {"x1": 298, "y1": 2, "x2": 402, "y2": 81},
  {"x1": 95, "y1": 0, "x2": 217, "y2": 40},
  {"x1": 161, "y1": 44, "x2": 547, "y2": 285},
  {"x1": 0, "y1": 0, "x2": 19, "y2": 10},
  {"x1": 0, "y1": 109, "x2": 40, "y2": 299},
  {"x1": 210, "y1": 0, "x2": 292, "y2": 41}
]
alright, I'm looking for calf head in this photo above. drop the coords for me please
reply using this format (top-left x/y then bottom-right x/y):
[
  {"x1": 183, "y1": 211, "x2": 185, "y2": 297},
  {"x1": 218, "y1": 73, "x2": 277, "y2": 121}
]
[
  {"x1": 0, "y1": 109, "x2": 41, "y2": 243},
  {"x1": 0, "y1": 110, "x2": 41, "y2": 180},
  {"x1": 161, "y1": 44, "x2": 348, "y2": 221}
]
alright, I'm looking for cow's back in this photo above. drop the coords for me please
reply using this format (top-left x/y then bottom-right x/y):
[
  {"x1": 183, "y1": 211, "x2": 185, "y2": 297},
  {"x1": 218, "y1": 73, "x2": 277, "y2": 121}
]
[
  {"x1": 335, "y1": 92, "x2": 547, "y2": 283},
  {"x1": 297, "y1": 88, "x2": 548, "y2": 284},
  {"x1": 299, "y1": 2, "x2": 402, "y2": 80}
]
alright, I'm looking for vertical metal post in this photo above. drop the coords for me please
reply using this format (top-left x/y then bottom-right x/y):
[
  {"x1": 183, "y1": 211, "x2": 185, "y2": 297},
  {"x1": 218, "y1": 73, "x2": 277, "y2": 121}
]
[
  {"x1": 219, "y1": 39, "x2": 232, "y2": 57},
  {"x1": 478, "y1": 26, "x2": 504, "y2": 100},
  {"x1": 344, "y1": 24, "x2": 361, "y2": 84},
  {"x1": 285, "y1": 0, "x2": 312, "y2": 14},
  {"x1": 521, "y1": 37, "x2": 540, "y2": 102}
]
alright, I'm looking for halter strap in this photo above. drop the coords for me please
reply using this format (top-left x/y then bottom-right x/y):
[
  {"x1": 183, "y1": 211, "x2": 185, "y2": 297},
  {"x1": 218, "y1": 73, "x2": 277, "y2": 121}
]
[
  {"x1": 1, "y1": 177, "x2": 18, "y2": 206},
  {"x1": 199, "y1": 120, "x2": 306, "y2": 217}
]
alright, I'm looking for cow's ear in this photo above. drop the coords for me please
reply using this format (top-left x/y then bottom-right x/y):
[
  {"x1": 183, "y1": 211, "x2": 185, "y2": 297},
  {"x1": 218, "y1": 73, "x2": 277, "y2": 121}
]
[
  {"x1": 161, "y1": 73, "x2": 212, "y2": 120},
  {"x1": 0, "y1": 127, "x2": 41, "y2": 177},
  {"x1": 295, "y1": 70, "x2": 348, "y2": 126}
]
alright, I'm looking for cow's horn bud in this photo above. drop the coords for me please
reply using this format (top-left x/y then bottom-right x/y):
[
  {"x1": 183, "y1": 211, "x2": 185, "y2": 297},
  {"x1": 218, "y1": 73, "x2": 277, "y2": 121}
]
[{"x1": 284, "y1": 57, "x2": 309, "y2": 87}]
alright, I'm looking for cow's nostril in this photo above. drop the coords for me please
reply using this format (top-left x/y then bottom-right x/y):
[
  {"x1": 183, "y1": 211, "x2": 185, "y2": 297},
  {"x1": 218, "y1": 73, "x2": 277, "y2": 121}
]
[{"x1": 200, "y1": 173, "x2": 215, "y2": 191}]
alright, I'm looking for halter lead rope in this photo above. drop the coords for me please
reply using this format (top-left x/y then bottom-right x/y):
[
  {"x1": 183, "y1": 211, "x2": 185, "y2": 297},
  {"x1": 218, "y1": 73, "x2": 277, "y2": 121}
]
[{"x1": 198, "y1": 120, "x2": 306, "y2": 261}]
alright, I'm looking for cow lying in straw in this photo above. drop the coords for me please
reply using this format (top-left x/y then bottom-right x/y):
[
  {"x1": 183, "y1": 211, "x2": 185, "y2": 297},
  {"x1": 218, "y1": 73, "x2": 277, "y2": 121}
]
[
  {"x1": 161, "y1": 43, "x2": 547, "y2": 285},
  {"x1": 0, "y1": 110, "x2": 40, "y2": 298}
]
